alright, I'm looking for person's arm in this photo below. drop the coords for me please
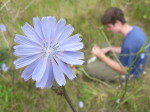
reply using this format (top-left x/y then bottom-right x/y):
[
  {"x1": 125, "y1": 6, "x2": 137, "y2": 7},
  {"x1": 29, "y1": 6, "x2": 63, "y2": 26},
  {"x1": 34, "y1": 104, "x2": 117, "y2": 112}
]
[
  {"x1": 98, "y1": 54, "x2": 128, "y2": 74},
  {"x1": 92, "y1": 45, "x2": 128, "y2": 74},
  {"x1": 111, "y1": 47, "x2": 121, "y2": 53},
  {"x1": 101, "y1": 47, "x2": 121, "y2": 54}
]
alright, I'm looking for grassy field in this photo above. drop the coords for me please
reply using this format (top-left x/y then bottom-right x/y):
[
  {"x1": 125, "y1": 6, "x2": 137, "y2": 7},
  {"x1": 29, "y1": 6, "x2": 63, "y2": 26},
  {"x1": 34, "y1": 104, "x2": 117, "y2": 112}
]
[{"x1": 0, "y1": 0, "x2": 150, "y2": 112}]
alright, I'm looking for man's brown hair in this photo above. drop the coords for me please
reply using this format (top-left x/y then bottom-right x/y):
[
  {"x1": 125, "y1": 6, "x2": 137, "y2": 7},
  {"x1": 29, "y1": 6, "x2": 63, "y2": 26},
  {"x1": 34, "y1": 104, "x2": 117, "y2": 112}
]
[{"x1": 101, "y1": 7, "x2": 126, "y2": 25}]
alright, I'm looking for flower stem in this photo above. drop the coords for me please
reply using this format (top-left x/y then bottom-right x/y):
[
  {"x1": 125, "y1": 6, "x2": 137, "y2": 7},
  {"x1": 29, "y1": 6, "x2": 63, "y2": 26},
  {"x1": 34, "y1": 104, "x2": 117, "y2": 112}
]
[
  {"x1": 1, "y1": 32, "x2": 10, "y2": 49},
  {"x1": 62, "y1": 86, "x2": 77, "y2": 112}
]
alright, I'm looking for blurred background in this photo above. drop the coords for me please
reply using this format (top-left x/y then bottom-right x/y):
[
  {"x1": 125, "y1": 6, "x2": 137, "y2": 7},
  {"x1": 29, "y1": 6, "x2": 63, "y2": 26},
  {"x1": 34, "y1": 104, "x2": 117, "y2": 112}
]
[{"x1": 0, "y1": 0, "x2": 150, "y2": 112}]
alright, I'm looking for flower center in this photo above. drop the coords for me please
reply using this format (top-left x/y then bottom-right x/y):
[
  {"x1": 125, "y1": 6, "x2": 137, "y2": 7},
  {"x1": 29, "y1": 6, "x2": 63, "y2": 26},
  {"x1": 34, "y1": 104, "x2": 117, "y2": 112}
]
[
  {"x1": 42, "y1": 42, "x2": 59, "y2": 59},
  {"x1": 46, "y1": 48, "x2": 53, "y2": 54}
]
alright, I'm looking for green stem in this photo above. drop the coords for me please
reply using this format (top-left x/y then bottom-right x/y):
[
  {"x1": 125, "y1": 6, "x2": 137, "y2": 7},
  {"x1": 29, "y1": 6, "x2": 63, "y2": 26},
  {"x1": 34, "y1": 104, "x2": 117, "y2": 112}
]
[
  {"x1": 100, "y1": 28, "x2": 122, "y2": 65},
  {"x1": 1, "y1": 32, "x2": 10, "y2": 49},
  {"x1": 81, "y1": 67, "x2": 114, "y2": 89},
  {"x1": 62, "y1": 86, "x2": 77, "y2": 112}
]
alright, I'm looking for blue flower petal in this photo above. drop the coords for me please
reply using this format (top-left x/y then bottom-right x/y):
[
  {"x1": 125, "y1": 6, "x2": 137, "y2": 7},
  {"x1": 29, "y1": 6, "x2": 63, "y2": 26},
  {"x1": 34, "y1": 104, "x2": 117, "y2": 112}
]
[
  {"x1": 41, "y1": 16, "x2": 56, "y2": 43},
  {"x1": 14, "y1": 45, "x2": 42, "y2": 56},
  {"x1": 14, "y1": 50, "x2": 41, "y2": 56},
  {"x1": 56, "y1": 58, "x2": 76, "y2": 80},
  {"x1": 52, "y1": 59, "x2": 66, "y2": 86},
  {"x1": 32, "y1": 56, "x2": 48, "y2": 82},
  {"x1": 15, "y1": 34, "x2": 40, "y2": 46},
  {"x1": 14, "y1": 54, "x2": 42, "y2": 69},
  {"x1": 60, "y1": 34, "x2": 82, "y2": 45},
  {"x1": 62, "y1": 51, "x2": 84, "y2": 59},
  {"x1": 59, "y1": 42, "x2": 84, "y2": 51},
  {"x1": 57, "y1": 53, "x2": 84, "y2": 65},
  {"x1": 22, "y1": 23, "x2": 43, "y2": 44},
  {"x1": 54, "y1": 19, "x2": 66, "y2": 43},
  {"x1": 14, "y1": 44, "x2": 41, "y2": 49},
  {"x1": 46, "y1": 16, "x2": 56, "y2": 43},
  {"x1": 36, "y1": 61, "x2": 54, "y2": 88},
  {"x1": 22, "y1": 23, "x2": 42, "y2": 45},
  {"x1": 45, "y1": 75, "x2": 54, "y2": 88},
  {"x1": 21, "y1": 60, "x2": 39, "y2": 81},
  {"x1": 41, "y1": 17, "x2": 50, "y2": 42},
  {"x1": 58, "y1": 24, "x2": 74, "y2": 42},
  {"x1": 14, "y1": 44, "x2": 41, "y2": 51},
  {"x1": 45, "y1": 61, "x2": 54, "y2": 88},
  {"x1": 33, "y1": 17, "x2": 45, "y2": 41}
]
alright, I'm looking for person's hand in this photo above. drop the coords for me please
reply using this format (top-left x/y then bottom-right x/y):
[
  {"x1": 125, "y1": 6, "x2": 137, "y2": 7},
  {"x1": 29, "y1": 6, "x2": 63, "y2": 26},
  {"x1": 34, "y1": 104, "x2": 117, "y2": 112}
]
[
  {"x1": 101, "y1": 47, "x2": 110, "y2": 54},
  {"x1": 91, "y1": 45, "x2": 105, "y2": 58}
]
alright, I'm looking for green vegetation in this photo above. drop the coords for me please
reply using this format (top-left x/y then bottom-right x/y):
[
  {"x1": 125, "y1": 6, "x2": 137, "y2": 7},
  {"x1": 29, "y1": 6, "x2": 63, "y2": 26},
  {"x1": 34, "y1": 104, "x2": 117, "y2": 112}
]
[{"x1": 0, "y1": 0, "x2": 150, "y2": 112}]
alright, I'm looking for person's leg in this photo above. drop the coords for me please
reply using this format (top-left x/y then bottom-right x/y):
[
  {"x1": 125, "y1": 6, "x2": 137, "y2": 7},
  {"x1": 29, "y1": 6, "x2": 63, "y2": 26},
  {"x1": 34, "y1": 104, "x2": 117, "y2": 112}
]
[{"x1": 84, "y1": 58, "x2": 118, "y2": 82}]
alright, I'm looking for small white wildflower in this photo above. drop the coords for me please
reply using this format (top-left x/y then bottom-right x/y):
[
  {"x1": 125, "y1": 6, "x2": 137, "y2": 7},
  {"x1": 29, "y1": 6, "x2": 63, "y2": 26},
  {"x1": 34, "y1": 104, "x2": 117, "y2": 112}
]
[
  {"x1": 121, "y1": 75, "x2": 126, "y2": 80},
  {"x1": 87, "y1": 56, "x2": 96, "y2": 64},
  {"x1": 1, "y1": 63, "x2": 8, "y2": 72},
  {"x1": 116, "y1": 99, "x2": 120, "y2": 104},
  {"x1": 0, "y1": 24, "x2": 7, "y2": 32},
  {"x1": 122, "y1": 82, "x2": 126, "y2": 86},
  {"x1": 78, "y1": 101, "x2": 84, "y2": 108},
  {"x1": 140, "y1": 53, "x2": 145, "y2": 59},
  {"x1": 143, "y1": 71, "x2": 147, "y2": 74},
  {"x1": 129, "y1": 74, "x2": 134, "y2": 80},
  {"x1": 116, "y1": 84, "x2": 121, "y2": 89}
]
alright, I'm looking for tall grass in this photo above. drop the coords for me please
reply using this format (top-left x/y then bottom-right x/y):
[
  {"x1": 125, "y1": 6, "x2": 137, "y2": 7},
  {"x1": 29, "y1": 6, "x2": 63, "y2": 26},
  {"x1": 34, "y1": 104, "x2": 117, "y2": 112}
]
[{"x1": 0, "y1": 0, "x2": 150, "y2": 112}]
